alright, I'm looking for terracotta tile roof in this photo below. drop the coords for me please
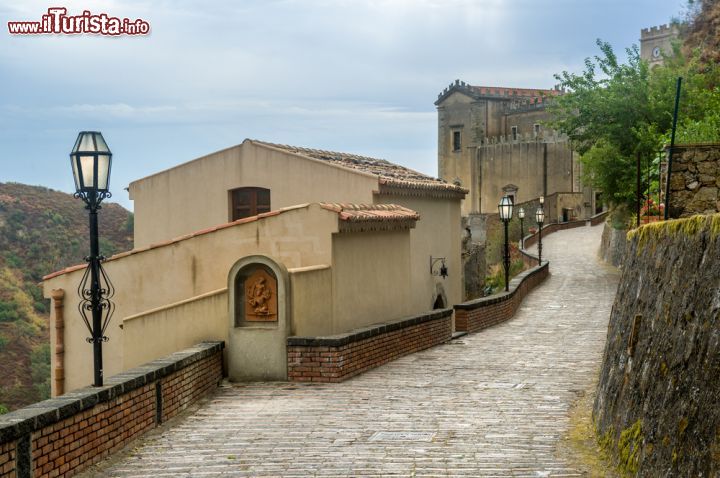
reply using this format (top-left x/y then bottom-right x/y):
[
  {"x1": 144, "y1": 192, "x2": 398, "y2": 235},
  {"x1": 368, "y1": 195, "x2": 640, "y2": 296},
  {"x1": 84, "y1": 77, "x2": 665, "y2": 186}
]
[
  {"x1": 320, "y1": 203, "x2": 419, "y2": 233},
  {"x1": 43, "y1": 202, "x2": 420, "y2": 281},
  {"x1": 251, "y1": 140, "x2": 467, "y2": 197},
  {"x1": 320, "y1": 203, "x2": 420, "y2": 222}
]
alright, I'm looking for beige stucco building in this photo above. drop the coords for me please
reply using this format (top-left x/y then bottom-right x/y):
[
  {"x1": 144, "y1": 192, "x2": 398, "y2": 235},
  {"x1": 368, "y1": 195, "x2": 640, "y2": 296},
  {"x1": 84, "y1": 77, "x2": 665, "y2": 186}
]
[{"x1": 43, "y1": 139, "x2": 466, "y2": 394}]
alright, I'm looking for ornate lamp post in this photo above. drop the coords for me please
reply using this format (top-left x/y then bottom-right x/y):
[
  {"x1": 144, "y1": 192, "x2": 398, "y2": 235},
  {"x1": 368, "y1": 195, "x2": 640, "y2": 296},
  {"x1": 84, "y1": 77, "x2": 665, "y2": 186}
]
[
  {"x1": 70, "y1": 131, "x2": 115, "y2": 387},
  {"x1": 518, "y1": 207, "x2": 525, "y2": 249},
  {"x1": 498, "y1": 195, "x2": 513, "y2": 292},
  {"x1": 535, "y1": 205, "x2": 545, "y2": 265}
]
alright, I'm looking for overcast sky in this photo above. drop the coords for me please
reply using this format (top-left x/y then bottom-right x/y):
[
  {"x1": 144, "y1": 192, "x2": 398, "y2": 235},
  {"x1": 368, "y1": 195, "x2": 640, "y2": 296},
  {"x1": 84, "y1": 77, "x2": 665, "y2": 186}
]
[{"x1": 1, "y1": 0, "x2": 684, "y2": 210}]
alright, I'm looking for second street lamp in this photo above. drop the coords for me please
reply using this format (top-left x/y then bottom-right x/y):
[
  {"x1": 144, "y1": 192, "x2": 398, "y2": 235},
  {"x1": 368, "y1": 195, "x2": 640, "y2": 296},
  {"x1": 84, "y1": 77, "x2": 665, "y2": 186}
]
[
  {"x1": 535, "y1": 205, "x2": 545, "y2": 265},
  {"x1": 518, "y1": 207, "x2": 525, "y2": 249},
  {"x1": 70, "y1": 131, "x2": 116, "y2": 387},
  {"x1": 498, "y1": 195, "x2": 513, "y2": 292}
]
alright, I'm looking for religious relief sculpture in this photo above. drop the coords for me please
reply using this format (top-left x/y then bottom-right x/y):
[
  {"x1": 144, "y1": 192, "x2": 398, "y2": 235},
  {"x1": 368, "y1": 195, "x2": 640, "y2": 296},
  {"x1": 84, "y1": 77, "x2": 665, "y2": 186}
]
[
  {"x1": 243, "y1": 268, "x2": 278, "y2": 322},
  {"x1": 248, "y1": 277, "x2": 272, "y2": 315}
]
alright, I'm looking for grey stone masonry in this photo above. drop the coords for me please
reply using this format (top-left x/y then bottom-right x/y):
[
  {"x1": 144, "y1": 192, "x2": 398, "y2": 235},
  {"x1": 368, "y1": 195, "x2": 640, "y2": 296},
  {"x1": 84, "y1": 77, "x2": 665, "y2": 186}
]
[
  {"x1": 667, "y1": 142, "x2": 720, "y2": 218},
  {"x1": 82, "y1": 225, "x2": 618, "y2": 477}
]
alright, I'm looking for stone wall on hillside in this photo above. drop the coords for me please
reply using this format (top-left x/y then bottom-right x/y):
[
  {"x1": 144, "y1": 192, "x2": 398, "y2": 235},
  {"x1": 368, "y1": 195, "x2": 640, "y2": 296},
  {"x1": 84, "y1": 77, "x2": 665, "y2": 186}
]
[
  {"x1": 599, "y1": 222, "x2": 627, "y2": 267},
  {"x1": 668, "y1": 143, "x2": 720, "y2": 218},
  {"x1": 593, "y1": 214, "x2": 720, "y2": 476}
]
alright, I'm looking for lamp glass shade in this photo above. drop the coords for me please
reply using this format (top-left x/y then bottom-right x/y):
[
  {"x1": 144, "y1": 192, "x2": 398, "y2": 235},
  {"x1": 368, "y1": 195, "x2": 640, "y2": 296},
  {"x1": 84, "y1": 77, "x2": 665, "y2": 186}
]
[
  {"x1": 70, "y1": 132, "x2": 112, "y2": 193},
  {"x1": 539, "y1": 195, "x2": 544, "y2": 205},
  {"x1": 518, "y1": 207, "x2": 525, "y2": 219},
  {"x1": 535, "y1": 207, "x2": 545, "y2": 224},
  {"x1": 498, "y1": 195, "x2": 514, "y2": 220}
]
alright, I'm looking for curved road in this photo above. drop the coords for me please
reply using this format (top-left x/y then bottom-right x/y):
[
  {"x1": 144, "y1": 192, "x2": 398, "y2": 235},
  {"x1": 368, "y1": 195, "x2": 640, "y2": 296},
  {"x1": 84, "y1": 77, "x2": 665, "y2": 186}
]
[{"x1": 86, "y1": 223, "x2": 619, "y2": 477}]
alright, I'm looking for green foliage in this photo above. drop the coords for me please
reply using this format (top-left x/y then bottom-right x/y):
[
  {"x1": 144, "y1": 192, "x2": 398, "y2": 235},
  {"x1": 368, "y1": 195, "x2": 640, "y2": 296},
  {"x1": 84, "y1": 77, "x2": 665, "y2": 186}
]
[
  {"x1": 580, "y1": 141, "x2": 636, "y2": 210},
  {"x1": 123, "y1": 212, "x2": 134, "y2": 234},
  {"x1": 0, "y1": 300, "x2": 22, "y2": 322},
  {"x1": 0, "y1": 182, "x2": 133, "y2": 410},
  {"x1": 617, "y1": 420, "x2": 643, "y2": 474},
  {"x1": 0, "y1": 404, "x2": 7, "y2": 415},
  {"x1": 550, "y1": 36, "x2": 720, "y2": 211},
  {"x1": 30, "y1": 343, "x2": 51, "y2": 401},
  {"x1": 484, "y1": 258, "x2": 525, "y2": 295}
]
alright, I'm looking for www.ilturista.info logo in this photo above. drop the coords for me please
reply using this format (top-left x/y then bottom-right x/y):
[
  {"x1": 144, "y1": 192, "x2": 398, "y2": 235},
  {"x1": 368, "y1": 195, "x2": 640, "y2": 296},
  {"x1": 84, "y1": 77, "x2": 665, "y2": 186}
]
[{"x1": 8, "y1": 7, "x2": 150, "y2": 35}]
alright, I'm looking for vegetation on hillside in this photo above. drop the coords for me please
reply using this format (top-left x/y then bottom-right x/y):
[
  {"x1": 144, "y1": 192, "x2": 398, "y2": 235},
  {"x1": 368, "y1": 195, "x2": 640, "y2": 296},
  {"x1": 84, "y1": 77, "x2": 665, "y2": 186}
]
[
  {"x1": 0, "y1": 182, "x2": 133, "y2": 412},
  {"x1": 548, "y1": 2, "x2": 720, "y2": 221}
]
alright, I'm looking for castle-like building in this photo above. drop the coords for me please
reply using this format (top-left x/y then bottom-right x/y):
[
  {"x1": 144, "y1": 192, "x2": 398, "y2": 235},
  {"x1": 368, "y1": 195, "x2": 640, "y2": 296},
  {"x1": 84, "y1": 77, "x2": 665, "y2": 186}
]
[
  {"x1": 639, "y1": 24, "x2": 680, "y2": 67},
  {"x1": 435, "y1": 80, "x2": 596, "y2": 219},
  {"x1": 436, "y1": 26, "x2": 677, "y2": 220}
]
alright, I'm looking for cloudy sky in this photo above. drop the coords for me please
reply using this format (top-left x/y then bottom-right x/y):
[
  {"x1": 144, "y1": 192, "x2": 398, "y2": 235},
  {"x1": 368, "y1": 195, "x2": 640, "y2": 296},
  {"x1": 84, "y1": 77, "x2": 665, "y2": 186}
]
[{"x1": 1, "y1": 0, "x2": 684, "y2": 210}]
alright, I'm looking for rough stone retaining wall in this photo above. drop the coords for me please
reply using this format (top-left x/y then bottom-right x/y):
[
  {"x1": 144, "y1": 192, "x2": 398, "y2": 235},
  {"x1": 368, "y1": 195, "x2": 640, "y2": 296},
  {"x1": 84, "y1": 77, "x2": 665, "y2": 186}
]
[
  {"x1": 454, "y1": 261, "x2": 549, "y2": 333},
  {"x1": 287, "y1": 309, "x2": 453, "y2": 382},
  {"x1": 0, "y1": 342, "x2": 224, "y2": 478},
  {"x1": 599, "y1": 222, "x2": 628, "y2": 267},
  {"x1": 667, "y1": 142, "x2": 720, "y2": 218},
  {"x1": 594, "y1": 214, "x2": 720, "y2": 476}
]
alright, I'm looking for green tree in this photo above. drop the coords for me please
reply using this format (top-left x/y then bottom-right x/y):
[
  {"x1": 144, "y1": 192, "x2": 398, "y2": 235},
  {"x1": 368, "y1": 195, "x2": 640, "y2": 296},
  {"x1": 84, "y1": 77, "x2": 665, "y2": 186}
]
[
  {"x1": 0, "y1": 300, "x2": 22, "y2": 322},
  {"x1": 549, "y1": 38, "x2": 720, "y2": 214},
  {"x1": 30, "y1": 343, "x2": 51, "y2": 401},
  {"x1": 549, "y1": 41, "x2": 660, "y2": 211}
]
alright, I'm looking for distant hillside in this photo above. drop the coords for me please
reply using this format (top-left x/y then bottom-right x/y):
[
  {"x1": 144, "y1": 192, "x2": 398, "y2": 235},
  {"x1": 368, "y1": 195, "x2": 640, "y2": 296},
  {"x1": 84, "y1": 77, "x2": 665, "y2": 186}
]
[
  {"x1": 683, "y1": 0, "x2": 720, "y2": 66},
  {"x1": 0, "y1": 182, "x2": 133, "y2": 412}
]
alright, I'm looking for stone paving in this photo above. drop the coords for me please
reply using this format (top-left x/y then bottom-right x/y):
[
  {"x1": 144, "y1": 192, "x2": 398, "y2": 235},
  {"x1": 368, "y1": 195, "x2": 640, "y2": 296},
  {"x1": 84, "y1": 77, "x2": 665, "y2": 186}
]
[{"x1": 83, "y1": 224, "x2": 619, "y2": 477}]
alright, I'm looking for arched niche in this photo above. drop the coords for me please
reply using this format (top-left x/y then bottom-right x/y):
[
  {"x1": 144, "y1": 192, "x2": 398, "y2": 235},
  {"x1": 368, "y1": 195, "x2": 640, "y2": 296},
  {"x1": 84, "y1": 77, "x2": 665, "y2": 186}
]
[
  {"x1": 227, "y1": 255, "x2": 289, "y2": 381},
  {"x1": 432, "y1": 283, "x2": 448, "y2": 310}
]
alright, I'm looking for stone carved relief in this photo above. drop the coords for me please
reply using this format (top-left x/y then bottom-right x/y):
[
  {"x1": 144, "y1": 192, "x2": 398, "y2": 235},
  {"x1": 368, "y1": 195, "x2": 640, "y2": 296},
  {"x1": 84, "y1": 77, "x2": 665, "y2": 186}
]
[{"x1": 244, "y1": 268, "x2": 277, "y2": 322}]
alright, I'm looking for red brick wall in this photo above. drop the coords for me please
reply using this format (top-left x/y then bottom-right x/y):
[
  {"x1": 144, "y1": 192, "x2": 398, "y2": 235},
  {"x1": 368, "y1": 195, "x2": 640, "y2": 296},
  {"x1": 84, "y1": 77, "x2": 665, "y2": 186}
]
[
  {"x1": 0, "y1": 342, "x2": 223, "y2": 478},
  {"x1": 455, "y1": 263, "x2": 549, "y2": 333},
  {"x1": 0, "y1": 441, "x2": 15, "y2": 478},
  {"x1": 288, "y1": 310, "x2": 452, "y2": 383},
  {"x1": 30, "y1": 385, "x2": 156, "y2": 477},
  {"x1": 161, "y1": 352, "x2": 223, "y2": 422},
  {"x1": 590, "y1": 211, "x2": 609, "y2": 226}
]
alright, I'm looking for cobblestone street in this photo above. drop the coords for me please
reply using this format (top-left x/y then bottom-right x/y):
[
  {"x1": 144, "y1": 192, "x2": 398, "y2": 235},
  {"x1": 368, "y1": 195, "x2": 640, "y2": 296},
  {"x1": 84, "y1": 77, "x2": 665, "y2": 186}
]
[{"x1": 85, "y1": 224, "x2": 619, "y2": 477}]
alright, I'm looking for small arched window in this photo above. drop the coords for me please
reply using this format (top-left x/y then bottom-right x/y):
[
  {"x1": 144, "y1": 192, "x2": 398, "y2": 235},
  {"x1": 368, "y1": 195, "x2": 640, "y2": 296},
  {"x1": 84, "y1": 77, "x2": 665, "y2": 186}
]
[{"x1": 230, "y1": 187, "x2": 270, "y2": 221}]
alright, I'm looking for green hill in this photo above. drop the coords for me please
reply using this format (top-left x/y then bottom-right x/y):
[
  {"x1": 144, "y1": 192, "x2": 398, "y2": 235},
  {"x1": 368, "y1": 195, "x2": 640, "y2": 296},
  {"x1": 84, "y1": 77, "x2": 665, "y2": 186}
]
[{"x1": 0, "y1": 182, "x2": 133, "y2": 412}]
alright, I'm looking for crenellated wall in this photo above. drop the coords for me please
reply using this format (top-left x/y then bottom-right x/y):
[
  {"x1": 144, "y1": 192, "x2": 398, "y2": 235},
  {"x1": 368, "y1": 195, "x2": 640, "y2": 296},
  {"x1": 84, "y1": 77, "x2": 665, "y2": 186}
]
[{"x1": 594, "y1": 214, "x2": 720, "y2": 476}]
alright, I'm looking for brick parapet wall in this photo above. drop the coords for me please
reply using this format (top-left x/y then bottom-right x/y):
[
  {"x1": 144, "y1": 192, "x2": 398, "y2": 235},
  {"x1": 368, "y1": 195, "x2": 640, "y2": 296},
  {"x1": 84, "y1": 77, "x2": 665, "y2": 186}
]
[
  {"x1": 0, "y1": 441, "x2": 15, "y2": 478},
  {"x1": 589, "y1": 210, "x2": 609, "y2": 226},
  {"x1": 523, "y1": 219, "x2": 586, "y2": 249},
  {"x1": 0, "y1": 342, "x2": 224, "y2": 478},
  {"x1": 454, "y1": 262, "x2": 549, "y2": 333},
  {"x1": 287, "y1": 309, "x2": 453, "y2": 382}
]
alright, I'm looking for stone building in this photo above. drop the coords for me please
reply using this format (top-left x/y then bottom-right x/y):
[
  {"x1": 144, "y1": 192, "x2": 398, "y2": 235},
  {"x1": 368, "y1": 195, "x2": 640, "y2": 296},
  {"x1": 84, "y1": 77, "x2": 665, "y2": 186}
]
[
  {"x1": 435, "y1": 80, "x2": 597, "y2": 221},
  {"x1": 43, "y1": 139, "x2": 466, "y2": 393},
  {"x1": 640, "y1": 24, "x2": 680, "y2": 67}
]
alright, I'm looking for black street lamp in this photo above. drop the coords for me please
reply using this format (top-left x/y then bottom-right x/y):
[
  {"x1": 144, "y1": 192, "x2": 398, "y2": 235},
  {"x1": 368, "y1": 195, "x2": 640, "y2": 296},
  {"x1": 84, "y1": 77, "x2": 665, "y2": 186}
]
[
  {"x1": 518, "y1": 207, "x2": 525, "y2": 249},
  {"x1": 498, "y1": 195, "x2": 513, "y2": 292},
  {"x1": 70, "y1": 131, "x2": 116, "y2": 387},
  {"x1": 535, "y1": 205, "x2": 545, "y2": 265}
]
